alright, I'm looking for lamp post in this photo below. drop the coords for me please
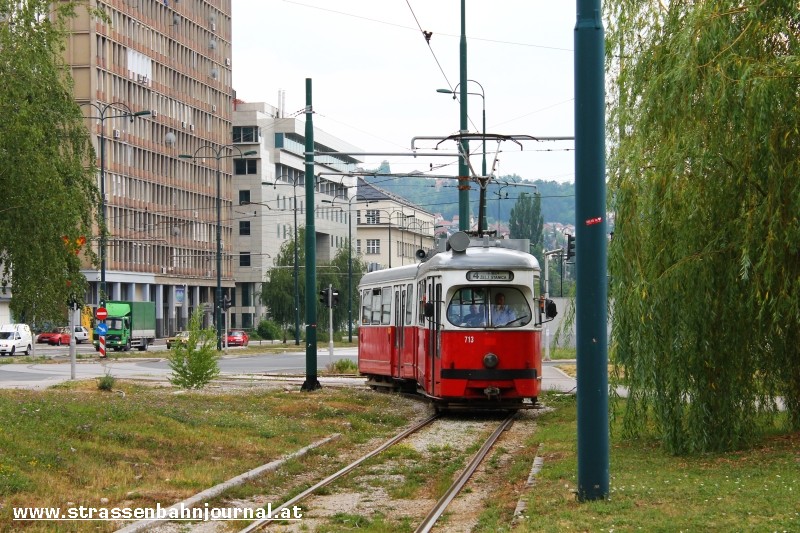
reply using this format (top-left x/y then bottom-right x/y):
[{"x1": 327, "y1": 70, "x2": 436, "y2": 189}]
[
  {"x1": 180, "y1": 146, "x2": 257, "y2": 350},
  {"x1": 405, "y1": 218, "x2": 431, "y2": 256},
  {"x1": 365, "y1": 208, "x2": 415, "y2": 268},
  {"x1": 323, "y1": 193, "x2": 367, "y2": 343},
  {"x1": 81, "y1": 102, "x2": 150, "y2": 306},
  {"x1": 437, "y1": 80, "x2": 487, "y2": 231},
  {"x1": 271, "y1": 174, "x2": 305, "y2": 345}
]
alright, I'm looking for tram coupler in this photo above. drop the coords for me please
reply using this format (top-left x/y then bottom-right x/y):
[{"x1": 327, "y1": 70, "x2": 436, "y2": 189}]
[{"x1": 484, "y1": 386, "x2": 501, "y2": 399}]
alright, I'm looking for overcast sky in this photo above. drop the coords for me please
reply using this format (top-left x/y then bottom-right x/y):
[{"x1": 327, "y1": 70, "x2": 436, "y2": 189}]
[{"x1": 232, "y1": 1, "x2": 576, "y2": 184}]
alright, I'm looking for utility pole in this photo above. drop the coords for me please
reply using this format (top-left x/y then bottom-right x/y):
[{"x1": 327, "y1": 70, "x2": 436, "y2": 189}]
[
  {"x1": 575, "y1": 0, "x2": 609, "y2": 501},
  {"x1": 302, "y1": 78, "x2": 321, "y2": 391},
  {"x1": 327, "y1": 283, "x2": 334, "y2": 364},
  {"x1": 457, "y1": 0, "x2": 470, "y2": 231}
]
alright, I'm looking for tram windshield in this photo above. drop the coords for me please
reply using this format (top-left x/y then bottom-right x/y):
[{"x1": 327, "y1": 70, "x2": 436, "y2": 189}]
[{"x1": 447, "y1": 287, "x2": 531, "y2": 328}]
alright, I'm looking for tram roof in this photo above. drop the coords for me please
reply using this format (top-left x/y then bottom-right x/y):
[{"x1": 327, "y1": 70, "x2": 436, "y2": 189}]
[
  {"x1": 358, "y1": 263, "x2": 421, "y2": 286},
  {"x1": 418, "y1": 245, "x2": 540, "y2": 277},
  {"x1": 358, "y1": 246, "x2": 540, "y2": 289}
]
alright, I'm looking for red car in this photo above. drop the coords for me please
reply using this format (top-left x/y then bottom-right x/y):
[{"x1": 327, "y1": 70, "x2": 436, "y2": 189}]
[
  {"x1": 226, "y1": 329, "x2": 249, "y2": 347},
  {"x1": 37, "y1": 327, "x2": 71, "y2": 346}
]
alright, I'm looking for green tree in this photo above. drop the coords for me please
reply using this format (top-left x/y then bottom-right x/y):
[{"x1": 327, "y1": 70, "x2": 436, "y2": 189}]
[
  {"x1": 606, "y1": 1, "x2": 800, "y2": 453},
  {"x1": 317, "y1": 244, "x2": 366, "y2": 333},
  {"x1": 261, "y1": 227, "x2": 307, "y2": 332},
  {"x1": 261, "y1": 228, "x2": 366, "y2": 336},
  {"x1": 509, "y1": 192, "x2": 544, "y2": 279},
  {"x1": 167, "y1": 308, "x2": 219, "y2": 389},
  {"x1": 0, "y1": 0, "x2": 100, "y2": 324}
]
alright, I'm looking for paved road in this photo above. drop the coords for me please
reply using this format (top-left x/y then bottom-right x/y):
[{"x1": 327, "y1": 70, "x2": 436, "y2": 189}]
[{"x1": 0, "y1": 348, "x2": 578, "y2": 392}]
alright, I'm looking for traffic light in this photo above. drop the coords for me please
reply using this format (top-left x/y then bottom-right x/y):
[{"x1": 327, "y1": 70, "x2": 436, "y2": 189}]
[
  {"x1": 331, "y1": 289, "x2": 340, "y2": 307},
  {"x1": 223, "y1": 294, "x2": 232, "y2": 310},
  {"x1": 67, "y1": 294, "x2": 81, "y2": 311},
  {"x1": 566, "y1": 234, "x2": 576, "y2": 261},
  {"x1": 319, "y1": 288, "x2": 330, "y2": 307}
]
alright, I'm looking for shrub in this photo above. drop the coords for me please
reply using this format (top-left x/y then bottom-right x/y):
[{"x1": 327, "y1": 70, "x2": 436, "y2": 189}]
[
  {"x1": 329, "y1": 358, "x2": 358, "y2": 374},
  {"x1": 167, "y1": 309, "x2": 219, "y2": 389},
  {"x1": 256, "y1": 319, "x2": 282, "y2": 341},
  {"x1": 97, "y1": 374, "x2": 116, "y2": 391}
]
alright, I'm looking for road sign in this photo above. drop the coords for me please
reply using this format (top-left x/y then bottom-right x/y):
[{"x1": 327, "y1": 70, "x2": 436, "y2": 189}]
[
  {"x1": 96, "y1": 307, "x2": 108, "y2": 321},
  {"x1": 95, "y1": 323, "x2": 108, "y2": 335}
]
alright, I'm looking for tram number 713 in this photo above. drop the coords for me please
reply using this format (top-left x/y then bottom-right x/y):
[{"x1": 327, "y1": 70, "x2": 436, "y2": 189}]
[{"x1": 464, "y1": 336, "x2": 475, "y2": 343}]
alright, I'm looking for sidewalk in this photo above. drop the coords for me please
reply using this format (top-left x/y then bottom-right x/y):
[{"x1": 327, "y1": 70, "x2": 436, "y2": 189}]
[{"x1": 0, "y1": 355, "x2": 580, "y2": 393}]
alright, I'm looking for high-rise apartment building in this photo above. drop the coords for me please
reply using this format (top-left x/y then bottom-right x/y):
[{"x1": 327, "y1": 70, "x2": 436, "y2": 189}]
[{"x1": 64, "y1": 0, "x2": 234, "y2": 336}]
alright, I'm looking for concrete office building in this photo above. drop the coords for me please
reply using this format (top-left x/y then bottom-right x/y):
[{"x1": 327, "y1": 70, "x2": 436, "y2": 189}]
[
  {"x1": 64, "y1": 0, "x2": 234, "y2": 336},
  {"x1": 230, "y1": 101, "x2": 362, "y2": 329}
]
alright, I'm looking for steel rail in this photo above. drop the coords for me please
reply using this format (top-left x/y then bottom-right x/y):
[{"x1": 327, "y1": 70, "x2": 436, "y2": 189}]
[
  {"x1": 239, "y1": 414, "x2": 439, "y2": 532},
  {"x1": 414, "y1": 412, "x2": 518, "y2": 533}
]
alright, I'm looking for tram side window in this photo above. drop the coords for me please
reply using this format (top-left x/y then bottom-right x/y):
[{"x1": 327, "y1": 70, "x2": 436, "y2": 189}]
[
  {"x1": 417, "y1": 280, "x2": 426, "y2": 325},
  {"x1": 405, "y1": 283, "x2": 414, "y2": 325},
  {"x1": 381, "y1": 287, "x2": 392, "y2": 325},
  {"x1": 371, "y1": 289, "x2": 382, "y2": 324},
  {"x1": 361, "y1": 289, "x2": 372, "y2": 325}
]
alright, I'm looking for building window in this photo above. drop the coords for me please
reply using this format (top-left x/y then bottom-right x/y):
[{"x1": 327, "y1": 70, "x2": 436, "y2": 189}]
[
  {"x1": 365, "y1": 209, "x2": 381, "y2": 224},
  {"x1": 366, "y1": 239, "x2": 380, "y2": 254},
  {"x1": 234, "y1": 159, "x2": 257, "y2": 175},
  {"x1": 241, "y1": 283, "x2": 253, "y2": 306},
  {"x1": 233, "y1": 126, "x2": 259, "y2": 143},
  {"x1": 239, "y1": 220, "x2": 250, "y2": 236},
  {"x1": 239, "y1": 190, "x2": 251, "y2": 204},
  {"x1": 239, "y1": 252, "x2": 251, "y2": 267},
  {"x1": 356, "y1": 239, "x2": 361, "y2": 254}
]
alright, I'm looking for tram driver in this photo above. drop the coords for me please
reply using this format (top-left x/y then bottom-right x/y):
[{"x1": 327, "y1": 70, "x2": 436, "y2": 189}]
[{"x1": 492, "y1": 292, "x2": 517, "y2": 326}]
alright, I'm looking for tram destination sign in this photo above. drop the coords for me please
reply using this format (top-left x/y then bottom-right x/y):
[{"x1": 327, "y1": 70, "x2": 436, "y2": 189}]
[{"x1": 467, "y1": 270, "x2": 514, "y2": 282}]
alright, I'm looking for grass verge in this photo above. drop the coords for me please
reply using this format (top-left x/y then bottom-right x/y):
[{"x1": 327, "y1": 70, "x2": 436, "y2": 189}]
[
  {"x1": 2, "y1": 383, "x2": 797, "y2": 532},
  {"x1": 0, "y1": 380, "x2": 415, "y2": 532},
  {"x1": 511, "y1": 392, "x2": 799, "y2": 532}
]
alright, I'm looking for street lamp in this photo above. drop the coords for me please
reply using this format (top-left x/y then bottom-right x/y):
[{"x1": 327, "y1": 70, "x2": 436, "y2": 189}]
[
  {"x1": 270, "y1": 173, "x2": 305, "y2": 345},
  {"x1": 404, "y1": 218, "x2": 432, "y2": 255},
  {"x1": 81, "y1": 102, "x2": 150, "y2": 306},
  {"x1": 180, "y1": 146, "x2": 257, "y2": 350},
  {"x1": 437, "y1": 80, "x2": 488, "y2": 231},
  {"x1": 323, "y1": 193, "x2": 367, "y2": 343},
  {"x1": 365, "y1": 208, "x2": 415, "y2": 268}
]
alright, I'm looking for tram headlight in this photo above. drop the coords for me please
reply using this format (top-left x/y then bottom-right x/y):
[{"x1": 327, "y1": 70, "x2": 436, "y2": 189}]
[{"x1": 483, "y1": 352, "x2": 499, "y2": 369}]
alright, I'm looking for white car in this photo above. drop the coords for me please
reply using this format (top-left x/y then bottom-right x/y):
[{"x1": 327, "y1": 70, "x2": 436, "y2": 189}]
[
  {"x1": 72, "y1": 325, "x2": 90, "y2": 344},
  {"x1": 0, "y1": 324, "x2": 33, "y2": 356}
]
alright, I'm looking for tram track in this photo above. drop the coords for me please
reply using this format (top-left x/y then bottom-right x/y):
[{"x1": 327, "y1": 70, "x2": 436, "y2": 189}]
[{"x1": 238, "y1": 411, "x2": 517, "y2": 533}]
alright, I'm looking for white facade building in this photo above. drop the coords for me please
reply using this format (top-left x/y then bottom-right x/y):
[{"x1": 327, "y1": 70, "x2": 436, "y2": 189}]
[{"x1": 231, "y1": 101, "x2": 362, "y2": 328}]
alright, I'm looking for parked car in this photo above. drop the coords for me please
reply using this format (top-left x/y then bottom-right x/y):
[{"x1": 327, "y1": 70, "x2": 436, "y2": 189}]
[
  {"x1": 72, "y1": 325, "x2": 90, "y2": 344},
  {"x1": 226, "y1": 329, "x2": 249, "y2": 347},
  {"x1": 0, "y1": 324, "x2": 33, "y2": 356},
  {"x1": 38, "y1": 327, "x2": 71, "y2": 346},
  {"x1": 166, "y1": 331, "x2": 190, "y2": 349},
  {"x1": 37, "y1": 328, "x2": 69, "y2": 345}
]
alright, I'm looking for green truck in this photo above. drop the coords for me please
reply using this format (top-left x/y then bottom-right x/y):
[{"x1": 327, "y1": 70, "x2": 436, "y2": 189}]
[{"x1": 94, "y1": 301, "x2": 156, "y2": 352}]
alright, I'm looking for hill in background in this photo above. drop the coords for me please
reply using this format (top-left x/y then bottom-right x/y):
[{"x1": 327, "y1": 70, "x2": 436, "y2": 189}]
[{"x1": 363, "y1": 169, "x2": 575, "y2": 226}]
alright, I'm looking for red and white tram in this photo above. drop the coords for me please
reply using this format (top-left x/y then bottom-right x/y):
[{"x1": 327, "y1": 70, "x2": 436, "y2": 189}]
[{"x1": 358, "y1": 232, "x2": 556, "y2": 410}]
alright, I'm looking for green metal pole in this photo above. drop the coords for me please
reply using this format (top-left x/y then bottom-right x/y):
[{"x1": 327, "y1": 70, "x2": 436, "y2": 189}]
[
  {"x1": 575, "y1": 0, "x2": 609, "y2": 501},
  {"x1": 347, "y1": 198, "x2": 353, "y2": 343},
  {"x1": 215, "y1": 156, "x2": 223, "y2": 351},
  {"x1": 302, "y1": 78, "x2": 321, "y2": 391},
  {"x1": 458, "y1": 0, "x2": 470, "y2": 231}
]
